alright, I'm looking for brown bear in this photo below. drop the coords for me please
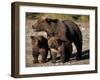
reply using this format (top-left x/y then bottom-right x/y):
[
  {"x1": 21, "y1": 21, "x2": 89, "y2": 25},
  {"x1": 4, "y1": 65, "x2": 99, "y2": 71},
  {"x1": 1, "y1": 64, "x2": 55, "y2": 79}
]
[
  {"x1": 32, "y1": 18, "x2": 82, "y2": 62},
  {"x1": 30, "y1": 35, "x2": 48, "y2": 63},
  {"x1": 48, "y1": 36, "x2": 72, "y2": 63},
  {"x1": 48, "y1": 36, "x2": 59, "y2": 63}
]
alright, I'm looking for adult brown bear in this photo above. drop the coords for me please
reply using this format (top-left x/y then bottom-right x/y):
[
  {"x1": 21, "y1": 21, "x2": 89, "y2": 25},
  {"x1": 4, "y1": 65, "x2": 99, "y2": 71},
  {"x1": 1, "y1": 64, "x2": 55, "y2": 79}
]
[
  {"x1": 30, "y1": 35, "x2": 48, "y2": 63},
  {"x1": 63, "y1": 20, "x2": 82, "y2": 60},
  {"x1": 32, "y1": 18, "x2": 82, "y2": 62}
]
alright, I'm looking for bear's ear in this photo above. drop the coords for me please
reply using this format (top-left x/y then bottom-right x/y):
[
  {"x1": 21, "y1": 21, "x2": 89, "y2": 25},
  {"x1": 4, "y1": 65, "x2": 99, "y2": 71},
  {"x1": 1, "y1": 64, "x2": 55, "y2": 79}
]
[
  {"x1": 53, "y1": 19, "x2": 58, "y2": 23},
  {"x1": 45, "y1": 18, "x2": 53, "y2": 25},
  {"x1": 45, "y1": 18, "x2": 58, "y2": 23},
  {"x1": 45, "y1": 18, "x2": 50, "y2": 23}
]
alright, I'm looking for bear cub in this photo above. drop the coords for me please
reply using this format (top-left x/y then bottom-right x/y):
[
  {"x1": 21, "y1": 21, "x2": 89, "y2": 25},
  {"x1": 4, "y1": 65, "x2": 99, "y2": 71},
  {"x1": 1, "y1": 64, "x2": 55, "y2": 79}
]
[{"x1": 30, "y1": 35, "x2": 48, "y2": 63}]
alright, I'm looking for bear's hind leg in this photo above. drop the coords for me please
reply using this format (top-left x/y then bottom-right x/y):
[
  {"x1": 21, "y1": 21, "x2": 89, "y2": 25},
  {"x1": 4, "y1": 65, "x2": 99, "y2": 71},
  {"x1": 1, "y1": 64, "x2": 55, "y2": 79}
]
[
  {"x1": 74, "y1": 41, "x2": 82, "y2": 60},
  {"x1": 39, "y1": 48, "x2": 47, "y2": 63},
  {"x1": 32, "y1": 52, "x2": 39, "y2": 63}
]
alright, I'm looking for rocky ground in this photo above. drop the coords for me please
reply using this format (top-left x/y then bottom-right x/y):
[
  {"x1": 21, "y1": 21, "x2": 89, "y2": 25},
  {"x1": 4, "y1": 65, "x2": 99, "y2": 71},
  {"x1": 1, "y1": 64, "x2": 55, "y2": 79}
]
[{"x1": 25, "y1": 19, "x2": 89, "y2": 67}]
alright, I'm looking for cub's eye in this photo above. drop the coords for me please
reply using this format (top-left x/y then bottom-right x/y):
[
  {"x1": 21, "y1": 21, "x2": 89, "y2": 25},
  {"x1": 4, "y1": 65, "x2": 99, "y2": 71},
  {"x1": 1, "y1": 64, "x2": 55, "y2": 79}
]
[{"x1": 32, "y1": 25, "x2": 35, "y2": 29}]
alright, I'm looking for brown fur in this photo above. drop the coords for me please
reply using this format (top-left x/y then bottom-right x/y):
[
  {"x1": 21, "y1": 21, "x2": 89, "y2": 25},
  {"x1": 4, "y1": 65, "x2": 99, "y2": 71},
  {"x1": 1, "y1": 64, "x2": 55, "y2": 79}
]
[
  {"x1": 48, "y1": 36, "x2": 72, "y2": 63},
  {"x1": 32, "y1": 18, "x2": 82, "y2": 61},
  {"x1": 30, "y1": 36, "x2": 48, "y2": 63}
]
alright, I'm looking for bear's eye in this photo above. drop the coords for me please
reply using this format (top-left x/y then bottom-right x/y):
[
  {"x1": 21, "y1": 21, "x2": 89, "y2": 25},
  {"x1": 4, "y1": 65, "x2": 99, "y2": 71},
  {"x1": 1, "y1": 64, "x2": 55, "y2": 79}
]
[{"x1": 30, "y1": 36, "x2": 35, "y2": 39}]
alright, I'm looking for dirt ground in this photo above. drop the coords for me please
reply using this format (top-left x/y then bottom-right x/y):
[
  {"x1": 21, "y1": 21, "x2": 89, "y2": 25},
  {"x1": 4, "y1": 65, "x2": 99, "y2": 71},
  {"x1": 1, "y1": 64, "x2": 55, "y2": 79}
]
[{"x1": 25, "y1": 19, "x2": 89, "y2": 67}]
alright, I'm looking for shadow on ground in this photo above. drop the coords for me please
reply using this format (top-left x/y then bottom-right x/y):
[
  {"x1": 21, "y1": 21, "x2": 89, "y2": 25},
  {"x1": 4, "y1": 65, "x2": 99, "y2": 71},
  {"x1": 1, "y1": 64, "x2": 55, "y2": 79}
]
[
  {"x1": 72, "y1": 49, "x2": 89, "y2": 60},
  {"x1": 26, "y1": 50, "x2": 89, "y2": 67},
  {"x1": 47, "y1": 49, "x2": 89, "y2": 62}
]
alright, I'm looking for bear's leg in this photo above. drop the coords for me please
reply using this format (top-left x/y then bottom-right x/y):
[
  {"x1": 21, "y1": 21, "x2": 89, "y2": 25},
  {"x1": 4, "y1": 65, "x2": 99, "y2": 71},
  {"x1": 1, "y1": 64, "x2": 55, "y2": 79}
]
[
  {"x1": 32, "y1": 51, "x2": 39, "y2": 63},
  {"x1": 45, "y1": 48, "x2": 48, "y2": 61},
  {"x1": 59, "y1": 43, "x2": 68, "y2": 63},
  {"x1": 39, "y1": 48, "x2": 48, "y2": 63},
  {"x1": 43, "y1": 48, "x2": 48, "y2": 62},
  {"x1": 74, "y1": 41, "x2": 82, "y2": 60},
  {"x1": 48, "y1": 49, "x2": 52, "y2": 61},
  {"x1": 65, "y1": 43, "x2": 72, "y2": 62},
  {"x1": 60, "y1": 52, "x2": 65, "y2": 63},
  {"x1": 59, "y1": 42, "x2": 72, "y2": 63},
  {"x1": 51, "y1": 52, "x2": 57, "y2": 63},
  {"x1": 50, "y1": 48, "x2": 57, "y2": 63}
]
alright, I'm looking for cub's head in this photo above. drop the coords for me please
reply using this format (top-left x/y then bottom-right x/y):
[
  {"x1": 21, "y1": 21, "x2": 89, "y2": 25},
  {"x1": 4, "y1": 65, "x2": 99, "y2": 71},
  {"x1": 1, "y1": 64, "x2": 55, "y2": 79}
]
[
  {"x1": 30, "y1": 35, "x2": 48, "y2": 48},
  {"x1": 48, "y1": 36, "x2": 62, "y2": 49}
]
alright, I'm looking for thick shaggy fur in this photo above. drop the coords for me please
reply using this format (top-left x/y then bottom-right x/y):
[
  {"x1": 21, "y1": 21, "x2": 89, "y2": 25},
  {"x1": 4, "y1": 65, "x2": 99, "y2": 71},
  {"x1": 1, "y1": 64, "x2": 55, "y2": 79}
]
[
  {"x1": 32, "y1": 18, "x2": 82, "y2": 62},
  {"x1": 30, "y1": 36, "x2": 48, "y2": 63},
  {"x1": 48, "y1": 36, "x2": 72, "y2": 63}
]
